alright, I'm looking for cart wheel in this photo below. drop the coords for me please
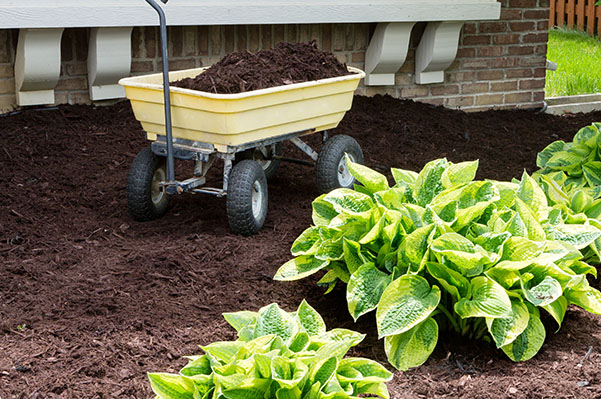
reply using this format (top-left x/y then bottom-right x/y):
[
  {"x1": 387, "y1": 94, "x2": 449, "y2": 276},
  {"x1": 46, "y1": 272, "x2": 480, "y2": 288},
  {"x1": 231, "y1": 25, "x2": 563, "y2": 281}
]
[
  {"x1": 316, "y1": 134, "x2": 364, "y2": 193},
  {"x1": 126, "y1": 148, "x2": 170, "y2": 221},
  {"x1": 227, "y1": 160, "x2": 268, "y2": 235},
  {"x1": 236, "y1": 143, "x2": 282, "y2": 180}
]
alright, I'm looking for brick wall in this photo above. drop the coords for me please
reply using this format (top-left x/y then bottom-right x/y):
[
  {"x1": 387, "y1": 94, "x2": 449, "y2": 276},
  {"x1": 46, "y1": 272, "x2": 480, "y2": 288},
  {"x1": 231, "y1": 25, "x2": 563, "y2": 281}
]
[{"x1": 0, "y1": 0, "x2": 549, "y2": 113}]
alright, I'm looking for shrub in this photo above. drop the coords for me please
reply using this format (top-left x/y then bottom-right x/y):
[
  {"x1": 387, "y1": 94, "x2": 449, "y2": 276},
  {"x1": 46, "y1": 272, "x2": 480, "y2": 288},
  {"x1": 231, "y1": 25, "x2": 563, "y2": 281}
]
[
  {"x1": 275, "y1": 157, "x2": 601, "y2": 370},
  {"x1": 148, "y1": 300, "x2": 393, "y2": 399}
]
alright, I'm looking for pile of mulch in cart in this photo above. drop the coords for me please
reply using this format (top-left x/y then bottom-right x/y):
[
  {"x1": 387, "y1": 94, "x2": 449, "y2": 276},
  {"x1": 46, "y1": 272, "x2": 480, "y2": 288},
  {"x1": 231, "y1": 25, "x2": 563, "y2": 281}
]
[
  {"x1": 172, "y1": 41, "x2": 352, "y2": 93},
  {"x1": 1, "y1": 95, "x2": 601, "y2": 399}
]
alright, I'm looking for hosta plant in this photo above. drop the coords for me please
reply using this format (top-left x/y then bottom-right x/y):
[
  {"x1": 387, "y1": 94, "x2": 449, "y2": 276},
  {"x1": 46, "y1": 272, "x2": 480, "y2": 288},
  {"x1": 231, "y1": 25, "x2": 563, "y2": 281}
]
[
  {"x1": 275, "y1": 157, "x2": 601, "y2": 371},
  {"x1": 534, "y1": 122, "x2": 601, "y2": 191},
  {"x1": 148, "y1": 300, "x2": 393, "y2": 399}
]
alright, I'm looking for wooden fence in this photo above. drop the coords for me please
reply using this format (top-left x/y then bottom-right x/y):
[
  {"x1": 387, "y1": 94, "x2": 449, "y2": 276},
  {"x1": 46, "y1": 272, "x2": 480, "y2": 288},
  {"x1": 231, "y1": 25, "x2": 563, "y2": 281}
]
[{"x1": 549, "y1": 0, "x2": 601, "y2": 37}]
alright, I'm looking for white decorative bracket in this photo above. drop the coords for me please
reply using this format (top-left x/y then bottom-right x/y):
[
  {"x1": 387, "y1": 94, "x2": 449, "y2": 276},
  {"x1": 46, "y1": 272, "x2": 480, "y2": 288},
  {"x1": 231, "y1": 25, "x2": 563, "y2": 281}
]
[
  {"x1": 415, "y1": 21, "x2": 464, "y2": 85},
  {"x1": 14, "y1": 28, "x2": 64, "y2": 106},
  {"x1": 87, "y1": 27, "x2": 134, "y2": 101},
  {"x1": 364, "y1": 22, "x2": 415, "y2": 86}
]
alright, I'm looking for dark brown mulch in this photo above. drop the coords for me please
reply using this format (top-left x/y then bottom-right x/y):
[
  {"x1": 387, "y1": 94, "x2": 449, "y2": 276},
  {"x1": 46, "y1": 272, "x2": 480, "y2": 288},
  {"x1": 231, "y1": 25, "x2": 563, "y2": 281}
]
[
  {"x1": 172, "y1": 41, "x2": 351, "y2": 94},
  {"x1": 1, "y1": 95, "x2": 601, "y2": 399}
]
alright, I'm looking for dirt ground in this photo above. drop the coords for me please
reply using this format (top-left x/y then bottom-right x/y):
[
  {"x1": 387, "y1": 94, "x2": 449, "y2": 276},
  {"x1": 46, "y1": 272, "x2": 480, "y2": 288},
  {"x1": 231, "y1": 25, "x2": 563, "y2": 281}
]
[{"x1": 1, "y1": 95, "x2": 601, "y2": 399}]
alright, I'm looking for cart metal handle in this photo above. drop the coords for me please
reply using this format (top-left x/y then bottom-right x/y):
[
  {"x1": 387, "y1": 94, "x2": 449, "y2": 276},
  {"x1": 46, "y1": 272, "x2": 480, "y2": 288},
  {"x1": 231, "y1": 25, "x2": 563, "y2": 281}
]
[{"x1": 145, "y1": 0, "x2": 176, "y2": 192}]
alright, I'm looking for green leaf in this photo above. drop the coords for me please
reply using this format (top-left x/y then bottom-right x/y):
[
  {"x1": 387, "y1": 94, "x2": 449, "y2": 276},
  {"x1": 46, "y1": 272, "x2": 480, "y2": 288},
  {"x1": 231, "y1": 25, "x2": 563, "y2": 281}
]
[
  {"x1": 583, "y1": 161, "x2": 601, "y2": 187},
  {"x1": 312, "y1": 194, "x2": 339, "y2": 226},
  {"x1": 291, "y1": 227, "x2": 322, "y2": 256},
  {"x1": 542, "y1": 296, "x2": 568, "y2": 331},
  {"x1": 337, "y1": 358, "x2": 393, "y2": 383},
  {"x1": 516, "y1": 171, "x2": 548, "y2": 221},
  {"x1": 391, "y1": 168, "x2": 418, "y2": 186},
  {"x1": 455, "y1": 276, "x2": 512, "y2": 319},
  {"x1": 310, "y1": 356, "x2": 338, "y2": 388},
  {"x1": 271, "y1": 357, "x2": 307, "y2": 388},
  {"x1": 275, "y1": 387, "x2": 302, "y2": 399},
  {"x1": 398, "y1": 224, "x2": 436, "y2": 272},
  {"x1": 254, "y1": 303, "x2": 298, "y2": 343},
  {"x1": 441, "y1": 160, "x2": 479, "y2": 189},
  {"x1": 425, "y1": 262, "x2": 469, "y2": 301},
  {"x1": 374, "y1": 188, "x2": 409, "y2": 211},
  {"x1": 347, "y1": 263, "x2": 393, "y2": 321},
  {"x1": 547, "y1": 223, "x2": 601, "y2": 250},
  {"x1": 296, "y1": 299, "x2": 326, "y2": 336},
  {"x1": 274, "y1": 256, "x2": 329, "y2": 281},
  {"x1": 501, "y1": 310, "x2": 545, "y2": 362},
  {"x1": 288, "y1": 332, "x2": 310, "y2": 353},
  {"x1": 565, "y1": 287, "x2": 601, "y2": 314},
  {"x1": 574, "y1": 124, "x2": 600, "y2": 148},
  {"x1": 315, "y1": 238, "x2": 344, "y2": 261},
  {"x1": 180, "y1": 355, "x2": 211, "y2": 377},
  {"x1": 148, "y1": 373, "x2": 195, "y2": 399},
  {"x1": 413, "y1": 158, "x2": 448, "y2": 207},
  {"x1": 356, "y1": 382, "x2": 390, "y2": 399},
  {"x1": 521, "y1": 276, "x2": 562, "y2": 307},
  {"x1": 546, "y1": 150, "x2": 583, "y2": 173},
  {"x1": 200, "y1": 341, "x2": 244, "y2": 364},
  {"x1": 486, "y1": 300, "x2": 530, "y2": 348},
  {"x1": 324, "y1": 189, "x2": 376, "y2": 214},
  {"x1": 430, "y1": 232, "x2": 488, "y2": 277},
  {"x1": 222, "y1": 378, "x2": 271, "y2": 399},
  {"x1": 537, "y1": 140, "x2": 566, "y2": 168},
  {"x1": 494, "y1": 237, "x2": 545, "y2": 271},
  {"x1": 384, "y1": 318, "x2": 438, "y2": 371},
  {"x1": 514, "y1": 198, "x2": 546, "y2": 241},
  {"x1": 376, "y1": 274, "x2": 441, "y2": 338},
  {"x1": 222, "y1": 311, "x2": 258, "y2": 334},
  {"x1": 346, "y1": 155, "x2": 389, "y2": 194}
]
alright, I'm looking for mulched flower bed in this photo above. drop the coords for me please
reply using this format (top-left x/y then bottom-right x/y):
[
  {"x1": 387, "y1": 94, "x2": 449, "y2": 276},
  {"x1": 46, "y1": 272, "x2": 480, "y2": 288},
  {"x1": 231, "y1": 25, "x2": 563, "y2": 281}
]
[
  {"x1": 172, "y1": 41, "x2": 351, "y2": 94},
  {"x1": 1, "y1": 95, "x2": 600, "y2": 398}
]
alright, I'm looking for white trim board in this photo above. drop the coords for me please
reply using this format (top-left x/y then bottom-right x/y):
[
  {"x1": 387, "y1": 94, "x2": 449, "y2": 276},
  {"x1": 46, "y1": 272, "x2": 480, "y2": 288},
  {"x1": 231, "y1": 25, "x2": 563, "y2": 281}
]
[{"x1": 0, "y1": 1, "x2": 501, "y2": 28}]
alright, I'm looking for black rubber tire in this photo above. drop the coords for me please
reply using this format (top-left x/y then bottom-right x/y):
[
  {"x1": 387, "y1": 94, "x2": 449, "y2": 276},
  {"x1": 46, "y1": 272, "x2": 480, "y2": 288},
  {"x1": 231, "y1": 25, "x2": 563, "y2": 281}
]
[
  {"x1": 235, "y1": 143, "x2": 282, "y2": 180},
  {"x1": 126, "y1": 148, "x2": 170, "y2": 221},
  {"x1": 226, "y1": 160, "x2": 268, "y2": 236},
  {"x1": 315, "y1": 134, "x2": 364, "y2": 193}
]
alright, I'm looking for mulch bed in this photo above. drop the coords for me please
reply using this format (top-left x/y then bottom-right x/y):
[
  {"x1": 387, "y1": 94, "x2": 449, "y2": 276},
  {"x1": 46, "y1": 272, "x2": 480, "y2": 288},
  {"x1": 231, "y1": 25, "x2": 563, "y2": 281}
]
[
  {"x1": 172, "y1": 41, "x2": 351, "y2": 93},
  {"x1": 1, "y1": 95, "x2": 601, "y2": 398}
]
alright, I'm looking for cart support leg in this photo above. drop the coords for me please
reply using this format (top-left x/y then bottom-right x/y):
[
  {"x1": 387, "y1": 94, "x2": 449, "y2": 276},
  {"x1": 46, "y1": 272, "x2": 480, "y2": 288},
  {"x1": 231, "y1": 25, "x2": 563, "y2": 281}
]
[
  {"x1": 145, "y1": 0, "x2": 176, "y2": 193},
  {"x1": 223, "y1": 156, "x2": 233, "y2": 194},
  {"x1": 290, "y1": 137, "x2": 319, "y2": 161}
]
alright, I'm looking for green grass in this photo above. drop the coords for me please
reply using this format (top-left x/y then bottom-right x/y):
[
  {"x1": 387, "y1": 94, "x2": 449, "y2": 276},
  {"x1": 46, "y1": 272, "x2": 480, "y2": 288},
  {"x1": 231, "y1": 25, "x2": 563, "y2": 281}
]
[{"x1": 545, "y1": 27, "x2": 601, "y2": 97}]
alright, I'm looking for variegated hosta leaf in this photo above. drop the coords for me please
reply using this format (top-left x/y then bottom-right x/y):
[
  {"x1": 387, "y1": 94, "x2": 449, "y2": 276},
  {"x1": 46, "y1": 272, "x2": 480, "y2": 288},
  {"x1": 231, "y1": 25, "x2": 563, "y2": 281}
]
[
  {"x1": 516, "y1": 171, "x2": 548, "y2": 221},
  {"x1": 347, "y1": 263, "x2": 392, "y2": 321},
  {"x1": 486, "y1": 300, "x2": 530, "y2": 348},
  {"x1": 430, "y1": 232, "x2": 488, "y2": 277},
  {"x1": 310, "y1": 356, "x2": 338, "y2": 388},
  {"x1": 275, "y1": 387, "x2": 302, "y2": 399},
  {"x1": 391, "y1": 167, "x2": 418, "y2": 186},
  {"x1": 296, "y1": 299, "x2": 326, "y2": 336},
  {"x1": 200, "y1": 341, "x2": 245, "y2": 364},
  {"x1": 223, "y1": 311, "x2": 258, "y2": 334},
  {"x1": 345, "y1": 155, "x2": 389, "y2": 194},
  {"x1": 546, "y1": 223, "x2": 601, "y2": 250},
  {"x1": 521, "y1": 276, "x2": 562, "y2": 307},
  {"x1": 441, "y1": 160, "x2": 479, "y2": 189},
  {"x1": 494, "y1": 237, "x2": 545, "y2": 271},
  {"x1": 374, "y1": 188, "x2": 410, "y2": 211},
  {"x1": 425, "y1": 262, "x2": 469, "y2": 301},
  {"x1": 570, "y1": 190, "x2": 593, "y2": 214},
  {"x1": 398, "y1": 224, "x2": 436, "y2": 273},
  {"x1": 455, "y1": 276, "x2": 512, "y2": 319},
  {"x1": 274, "y1": 256, "x2": 329, "y2": 281},
  {"x1": 384, "y1": 318, "x2": 438, "y2": 371},
  {"x1": 342, "y1": 239, "x2": 367, "y2": 275},
  {"x1": 501, "y1": 309, "x2": 546, "y2": 362},
  {"x1": 180, "y1": 355, "x2": 212, "y2": 377},
  {"x1": 542, "y1": 296, "x2": 568, "y2": 331},
  {"x1": 514, "y1": 198, "x2": 546, "y2": 241},
  {"x1": 271, "y1": 357, "x2": 308, "y2": 388},
  {"x1": 310, "y1": 329, "x2": 365, "y2": 350},
  {"x1": 573, "y1": 124, "x2": 600, "y2": 148},
  {"x1": 337, "y1": 358, "x2": 393, "y2": 384},
  {"x1": 312, "y1": 194, "x2": 340, "y2": 226},
  {"x1": 148, "y1": 373, "x2": 195, "y2": 399},
  {"x1": 376, "y1": 275, "x2": 441, "y2": 338},
  {"x1": 254, "y1": 303, "x2": 299, "y2": 343},
  {"x1": 413, "y1": 158, "x2": 448, "y2": 207},
  {"x1": 291, "y1": 227, "x2": 322, "y2": 256},
  {"x1": 222, "y1": 378, "x2": 271, "y2": 399},
  {"x1": 565, "y1": 287, "x2": 601, "y2": 314},
  {"x1": 536, "y1": 140, "x2": 566, "y2": 168},
  {"x1": 356, "y1": 382, "x2": 390, "y2": 399},
  {"x1": 323, "y1": 189, "x2": 376, "y2": 214},
  {"x1": 492, "y1": 181, "x2": 519, "y2": 209}
]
